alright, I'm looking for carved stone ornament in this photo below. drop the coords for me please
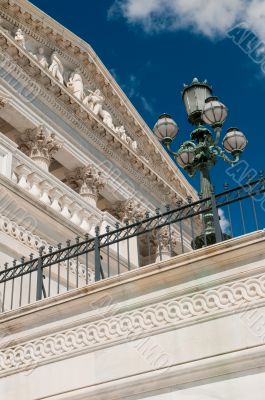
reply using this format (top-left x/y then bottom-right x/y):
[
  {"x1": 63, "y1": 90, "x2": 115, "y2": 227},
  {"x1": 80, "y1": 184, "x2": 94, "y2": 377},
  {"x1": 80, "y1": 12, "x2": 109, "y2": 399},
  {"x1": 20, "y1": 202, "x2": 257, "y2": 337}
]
[
  {"x1": 154, "y1": 226, "x2": 179, "y2": 262},
  {"x1": 115, "y1": 125, "x2": 138, "y2": 151},
  {"x1": 48, "y1": 52, "x2": 64, "y2": 84},
  {"x1": 67, "y1": 165, "x2": 105, "y2": 207},
  {"x1": 83, "y1": 88, "x2": 104, "y2": 115},
  {"x1": 0, "y1": 10, "x2": 194, "y2": 203},
  {"x1": 113, "y1": 199, "x2": 146, "y2": 223},
  {"x1": 0, "y1": 96, "x2": 8, "y2": 108},
  {"x1": 66, "y1": 68, "x2": 84, "y2": 100},
  {"x1": 14, "y1": 28, "x2": 26, "y2": 49},
  {"x1": 32, "y1": 47, "x2": 49, "y2": 69},
  {"x1": 1, "y1": 268, "x2": 264, "y2": 375},
  {"x1": 82, "y1": 89, "x2": 138, "y2": 149},
  {"x1": 18, "y1": 125, "x2": 64, "y2": 172}
]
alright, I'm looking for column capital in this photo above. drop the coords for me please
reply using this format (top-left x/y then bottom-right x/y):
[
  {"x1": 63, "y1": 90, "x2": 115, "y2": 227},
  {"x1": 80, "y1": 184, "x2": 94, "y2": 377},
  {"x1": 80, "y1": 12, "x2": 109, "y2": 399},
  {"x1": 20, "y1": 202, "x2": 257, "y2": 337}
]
[
  {"x1": 154, "y1": 226, "x2": 179, "y2": 262},
  {"x1": 67, "y1": 164, "x2": 105, "y2": 207},
  {"x1": 18, "y1": 125, "x2": 63, "y2": 172},
  {"x1": 160, "y1": 226, "x2": 178, "y2": 252},
  {"x1": 0, "y1": 96, "x2": 8, "y2": 108},
  {"x1": 114, "y1": 199, "x2": 146, "y2": 223}
]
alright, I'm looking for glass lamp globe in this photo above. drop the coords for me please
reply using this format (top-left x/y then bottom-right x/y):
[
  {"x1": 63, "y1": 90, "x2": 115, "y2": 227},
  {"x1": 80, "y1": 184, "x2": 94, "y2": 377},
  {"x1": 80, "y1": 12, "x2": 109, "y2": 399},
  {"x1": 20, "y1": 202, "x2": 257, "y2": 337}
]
[
  {"x1": 182, "y1": 78, "x2": 212, "y2": 125},
  {"x1": 176, "y1": 146, "x2": 195, "y2": 168},
  {"x1": 202, "y1": 96, "x2": 228, "y2": 127},
  {"x1": 223, "y1": 128, "x2": 247, "y2": 154},
  {"x1": 153, "y1": 114, "x2": 179, "y2": 144}
]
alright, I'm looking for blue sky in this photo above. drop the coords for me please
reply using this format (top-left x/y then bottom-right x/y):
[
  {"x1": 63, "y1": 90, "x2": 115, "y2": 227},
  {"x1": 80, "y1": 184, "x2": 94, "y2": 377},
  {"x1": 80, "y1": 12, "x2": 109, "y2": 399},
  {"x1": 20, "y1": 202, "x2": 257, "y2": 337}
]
[{"x1": 30, "y1": 0, "x2": 265, "y2": 195}]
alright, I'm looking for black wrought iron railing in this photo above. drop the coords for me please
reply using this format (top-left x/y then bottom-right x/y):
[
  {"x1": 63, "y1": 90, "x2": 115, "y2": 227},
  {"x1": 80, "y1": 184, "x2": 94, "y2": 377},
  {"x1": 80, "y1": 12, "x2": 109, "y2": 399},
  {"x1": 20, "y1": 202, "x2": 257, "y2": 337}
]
[{"x1": 1, "y1": 176, "x2": 265, "y2": 313}]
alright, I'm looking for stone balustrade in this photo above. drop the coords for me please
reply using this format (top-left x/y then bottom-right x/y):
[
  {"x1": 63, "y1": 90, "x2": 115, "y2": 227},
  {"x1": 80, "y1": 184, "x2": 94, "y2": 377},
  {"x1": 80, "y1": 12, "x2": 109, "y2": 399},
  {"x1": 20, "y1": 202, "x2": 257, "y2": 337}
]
[{"x1": 0, "y1": 133, "x2": 119, "y2": 236}]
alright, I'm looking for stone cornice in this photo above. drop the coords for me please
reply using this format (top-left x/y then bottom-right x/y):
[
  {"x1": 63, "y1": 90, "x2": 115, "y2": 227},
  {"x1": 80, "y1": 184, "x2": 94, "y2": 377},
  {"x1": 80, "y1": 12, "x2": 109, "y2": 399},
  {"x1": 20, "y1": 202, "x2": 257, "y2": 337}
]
[
  {"x1": 0, "y1": 35, "x2": 186, "y2": 205},
  {"x1": 0, "y1": 0, "x2": 197, "y2": 202}
]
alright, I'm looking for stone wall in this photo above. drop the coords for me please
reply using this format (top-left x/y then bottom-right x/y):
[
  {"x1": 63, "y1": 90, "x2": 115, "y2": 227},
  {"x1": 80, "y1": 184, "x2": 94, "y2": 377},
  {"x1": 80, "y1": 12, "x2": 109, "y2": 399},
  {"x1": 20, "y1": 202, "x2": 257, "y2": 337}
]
[{"x1": 1, "y1": 231, "x2": 265, "y2": 399}]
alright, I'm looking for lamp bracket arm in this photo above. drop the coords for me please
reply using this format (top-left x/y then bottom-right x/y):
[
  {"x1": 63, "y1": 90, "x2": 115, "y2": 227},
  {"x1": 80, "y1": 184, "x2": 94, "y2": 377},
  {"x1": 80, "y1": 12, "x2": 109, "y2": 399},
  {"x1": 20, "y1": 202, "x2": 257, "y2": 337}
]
[
  {"x1": 210, "y1": 145, "x2": 240, "y2": 165},
  {"x1": 184, "y1": 165, "x2": 196, "y2": 177},
  {"x1": 166, "y1": 140, "x2": 196, "y2": 156},
  {"x1": 182, "y1": 140, "x2": 197, "y2": 149},
  {"x1": 164, "y1": 144, "x2": 178, "y2": 157}
]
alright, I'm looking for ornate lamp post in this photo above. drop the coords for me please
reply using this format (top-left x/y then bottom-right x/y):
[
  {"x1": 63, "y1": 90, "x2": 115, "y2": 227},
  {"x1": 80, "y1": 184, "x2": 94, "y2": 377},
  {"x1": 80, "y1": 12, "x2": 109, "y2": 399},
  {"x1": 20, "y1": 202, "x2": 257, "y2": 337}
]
[{"x1": 153, "y1": 78, "x2": 248, "y2": 249}]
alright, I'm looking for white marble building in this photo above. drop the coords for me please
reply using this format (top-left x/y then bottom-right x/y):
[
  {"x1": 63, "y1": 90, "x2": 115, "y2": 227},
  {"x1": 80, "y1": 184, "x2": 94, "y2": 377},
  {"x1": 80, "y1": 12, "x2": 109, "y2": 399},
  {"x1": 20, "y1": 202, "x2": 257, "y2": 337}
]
[
  {"x1": 0, "y1": 1, "x2": 265, "y2": 399},
  {"x1": 0, "y1": 0, "x2": 196, "y2": 268}
]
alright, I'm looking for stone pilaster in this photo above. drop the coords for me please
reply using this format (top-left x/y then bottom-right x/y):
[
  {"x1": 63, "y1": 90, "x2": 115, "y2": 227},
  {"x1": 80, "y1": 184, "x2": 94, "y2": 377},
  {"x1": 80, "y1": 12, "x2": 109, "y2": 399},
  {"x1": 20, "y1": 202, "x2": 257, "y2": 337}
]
[
  {"x1": 67, "y1": 165, "x2": 105, "y2": 208},
  {"x1": 18, "y1": 125, "x2": 63, "y2": 172}
]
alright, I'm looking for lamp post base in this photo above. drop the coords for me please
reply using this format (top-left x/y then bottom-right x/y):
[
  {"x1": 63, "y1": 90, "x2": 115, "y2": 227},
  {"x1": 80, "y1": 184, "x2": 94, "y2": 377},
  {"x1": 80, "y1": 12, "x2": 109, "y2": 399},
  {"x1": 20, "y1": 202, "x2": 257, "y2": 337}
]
[{"x1": 191, "y1": 232, "x2": 231, "y2": 249}]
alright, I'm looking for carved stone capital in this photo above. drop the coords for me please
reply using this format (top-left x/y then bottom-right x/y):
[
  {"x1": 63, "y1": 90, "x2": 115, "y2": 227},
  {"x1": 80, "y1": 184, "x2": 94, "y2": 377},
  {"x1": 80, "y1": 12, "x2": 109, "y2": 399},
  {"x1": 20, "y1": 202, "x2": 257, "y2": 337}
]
[
  {"x1": 154, "y1": 226, "x2": 179, "y2": 262},
  {"x1": 113, "y1": 199, "x2": 146, "y2": 223},
  {"x1": 67, "y1": 165, "x2": 105, "y2": 207},
  {"x1": 0, "y1": 96, "x2": 8, "y2": 108},
  {"x1": 18, "y1": 125, "x2": 63, "y2": 172},
  {"x1": 161, "y1": 226, "x2": 178, "y2": 251}
]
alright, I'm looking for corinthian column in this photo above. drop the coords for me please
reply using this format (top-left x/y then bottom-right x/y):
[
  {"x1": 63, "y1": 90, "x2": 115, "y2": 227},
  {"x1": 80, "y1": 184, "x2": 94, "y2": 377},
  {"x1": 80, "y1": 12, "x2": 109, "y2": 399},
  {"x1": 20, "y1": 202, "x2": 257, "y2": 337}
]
[
  {"x1": 67, "y1": 165, "x2": 105, "y2": 208},
  {"x1": 18, "y1": 125, "x2": 63, "y2": 172}
]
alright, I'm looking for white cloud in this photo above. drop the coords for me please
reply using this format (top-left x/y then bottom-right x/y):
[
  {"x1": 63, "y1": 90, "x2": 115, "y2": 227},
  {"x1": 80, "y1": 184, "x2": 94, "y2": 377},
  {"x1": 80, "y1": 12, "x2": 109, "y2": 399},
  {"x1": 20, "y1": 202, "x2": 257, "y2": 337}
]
[
  {"x1": 109, "y1": 68, "x2": 119, "y2": 82},
  {"x1": 109, "y1": 0, "x2": 265, "y2": 42},
  {"x1": 109, "y1": 70, "x2": 155, "y2": 115},
  {"x1": 246, "y1": 0, "x2": 265, "y2": 40},
  {"x1": 126, "y1": 74, "x2": 140, "y2": 97},
  {"x1": 124, "y1": 76, "x2": 154, "y2": 115},
  {"x1": 140, "y1": 95, "x2": 154, "y2": 114},
  {"x1": 108, "y1": 0, "x2": 162, "y2": 20},
  {"x1": 218, "y1": 208, "x2": 230, "y2": 234}
]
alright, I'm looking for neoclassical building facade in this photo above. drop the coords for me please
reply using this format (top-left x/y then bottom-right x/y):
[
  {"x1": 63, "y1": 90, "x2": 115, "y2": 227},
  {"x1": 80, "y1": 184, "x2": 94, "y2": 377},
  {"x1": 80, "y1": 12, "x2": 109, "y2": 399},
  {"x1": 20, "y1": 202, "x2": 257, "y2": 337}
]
[
  {"x1": 1, "y1": 1, "x2": 265, "y2": 400},
  {"x1": 0, "y1": 0, "x2": 197, "y2": 268}
]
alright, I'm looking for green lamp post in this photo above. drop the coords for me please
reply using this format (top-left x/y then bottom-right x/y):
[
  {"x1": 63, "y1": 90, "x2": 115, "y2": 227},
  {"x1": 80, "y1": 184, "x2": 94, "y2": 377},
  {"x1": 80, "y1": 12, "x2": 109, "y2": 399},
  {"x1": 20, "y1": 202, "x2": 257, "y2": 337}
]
[{"x1": 153, "y1": 78, "x2": 248, "y2": 249}]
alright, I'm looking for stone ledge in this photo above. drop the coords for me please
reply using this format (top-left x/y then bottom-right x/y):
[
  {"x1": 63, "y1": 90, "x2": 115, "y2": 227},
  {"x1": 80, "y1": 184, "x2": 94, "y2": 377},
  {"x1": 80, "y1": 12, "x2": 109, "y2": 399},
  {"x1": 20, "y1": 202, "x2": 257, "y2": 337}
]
[
  {"x1": 1, "y1": 230, "x2": 265, "y2": 326},
  {"x1": 1, "y1": 230, "x2": 265, "y2": 378},
  {"x1": 30, "y1": 345, "x2": 265, "y2": 400}
]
